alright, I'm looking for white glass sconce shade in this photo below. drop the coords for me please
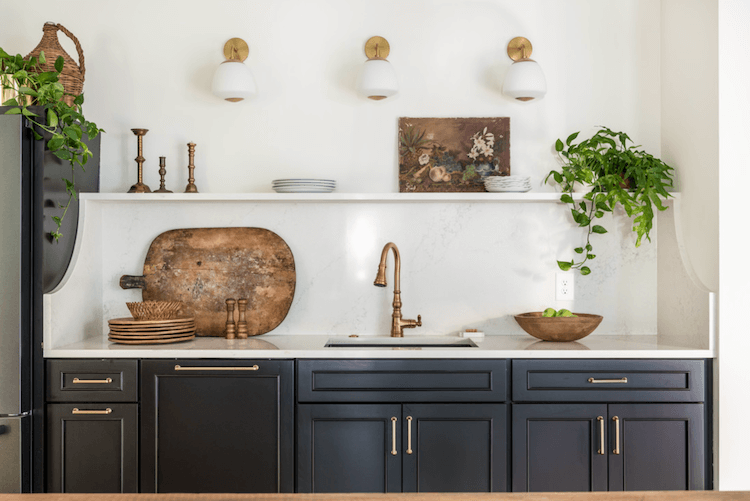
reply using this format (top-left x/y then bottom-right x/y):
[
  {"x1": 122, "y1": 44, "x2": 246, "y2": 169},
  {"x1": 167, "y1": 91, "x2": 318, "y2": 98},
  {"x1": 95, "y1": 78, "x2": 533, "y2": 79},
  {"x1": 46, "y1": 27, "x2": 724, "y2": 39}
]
[
  {"x1": 503, "y1": 59, "x2": 547, "y2": 101},
  {"x1": 358, "y1": 58, "x2": 399, "y2": 100},
  {"x1": 212, "y1": 60, "x2": 257, "y2": 102}
]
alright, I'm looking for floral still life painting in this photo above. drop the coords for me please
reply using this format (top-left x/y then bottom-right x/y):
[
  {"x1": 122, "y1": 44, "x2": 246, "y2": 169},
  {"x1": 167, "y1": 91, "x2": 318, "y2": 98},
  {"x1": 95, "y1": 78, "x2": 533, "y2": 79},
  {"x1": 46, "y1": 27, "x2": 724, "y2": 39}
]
[{"x1": 398, "y1": 117, "x2": 510, "y2": 192}]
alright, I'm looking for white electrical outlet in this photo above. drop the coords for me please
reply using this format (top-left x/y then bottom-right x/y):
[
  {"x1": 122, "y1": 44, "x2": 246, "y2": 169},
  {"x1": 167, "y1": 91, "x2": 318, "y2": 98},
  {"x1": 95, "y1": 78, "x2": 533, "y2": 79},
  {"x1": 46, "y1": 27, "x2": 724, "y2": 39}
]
[{"x1": 556, "y1": 272, "x2": 575, "y2": 300}]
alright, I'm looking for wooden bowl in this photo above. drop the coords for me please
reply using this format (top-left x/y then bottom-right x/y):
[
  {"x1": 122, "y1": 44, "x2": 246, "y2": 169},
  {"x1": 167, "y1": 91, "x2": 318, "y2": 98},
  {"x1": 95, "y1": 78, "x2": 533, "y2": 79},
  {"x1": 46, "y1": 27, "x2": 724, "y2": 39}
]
[
  {"x1": 514, "y1": 312, "x2": 603, "y2": 342},
  {"x1": 126, "y1": 300, "x2": 183, "y2": 321}
]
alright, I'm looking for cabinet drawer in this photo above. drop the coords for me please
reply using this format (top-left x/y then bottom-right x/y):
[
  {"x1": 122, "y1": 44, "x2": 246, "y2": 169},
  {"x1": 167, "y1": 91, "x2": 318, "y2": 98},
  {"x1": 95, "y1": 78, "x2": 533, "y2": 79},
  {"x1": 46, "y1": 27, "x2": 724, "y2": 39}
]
[
  {"x1": 47, "y1": 360, "x2": 138, "y2": 403},
  {"x1": 512, "y1": 360, "x2": 705, "y2": 402},
  {"x1": 297, "y1": 359, "x2": 508, "y2": 402}
]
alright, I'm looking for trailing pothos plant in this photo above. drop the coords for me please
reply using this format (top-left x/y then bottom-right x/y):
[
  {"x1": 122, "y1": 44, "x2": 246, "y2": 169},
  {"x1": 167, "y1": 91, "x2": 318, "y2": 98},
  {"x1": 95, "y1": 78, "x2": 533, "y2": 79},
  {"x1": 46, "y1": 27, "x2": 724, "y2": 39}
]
[
  {"x1": 545, "y1": 126, "x2": 674, "y2": 275},
  {"x1": 1, "y1": 47, "x2": 103, "y2": 241}
]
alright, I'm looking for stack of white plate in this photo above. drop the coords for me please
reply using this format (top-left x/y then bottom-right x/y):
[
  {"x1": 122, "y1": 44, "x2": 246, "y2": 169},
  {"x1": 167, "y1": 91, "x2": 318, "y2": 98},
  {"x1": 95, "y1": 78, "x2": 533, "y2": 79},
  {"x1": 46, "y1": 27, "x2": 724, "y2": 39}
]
[
  {"x1": 272, "y1": 179, "x2": 336, "y2": 193},
  {"x1": 484, "y1": 175, "x2": 531, "y2": 193}
]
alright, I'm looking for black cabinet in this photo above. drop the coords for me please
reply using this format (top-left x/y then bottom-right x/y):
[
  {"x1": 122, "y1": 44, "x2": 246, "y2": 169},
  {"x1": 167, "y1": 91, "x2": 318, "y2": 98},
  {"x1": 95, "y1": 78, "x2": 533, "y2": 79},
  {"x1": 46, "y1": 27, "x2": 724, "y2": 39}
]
[
  {"x1": 297, "y1": 403, "x2": 507, "y2": 493},
  {"x1": 140, "y1": 360, "x2": 294, "y2": 493},
  {"x1": 46, "y1": 403, "x2": 138, "y2": 493},
  {"x1": 511, "y1": 359, "x2": 707, "y2": 493},
  {"x1": 45, "y1": 359, "x2": 139, "y2": 493}
]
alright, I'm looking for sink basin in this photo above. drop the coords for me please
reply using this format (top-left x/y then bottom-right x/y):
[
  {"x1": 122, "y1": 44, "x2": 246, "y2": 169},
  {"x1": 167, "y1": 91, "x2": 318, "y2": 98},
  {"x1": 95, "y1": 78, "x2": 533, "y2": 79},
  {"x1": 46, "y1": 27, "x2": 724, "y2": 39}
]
[{"x1": 325, "y1": 336, "x2": 478, "y2": 348}]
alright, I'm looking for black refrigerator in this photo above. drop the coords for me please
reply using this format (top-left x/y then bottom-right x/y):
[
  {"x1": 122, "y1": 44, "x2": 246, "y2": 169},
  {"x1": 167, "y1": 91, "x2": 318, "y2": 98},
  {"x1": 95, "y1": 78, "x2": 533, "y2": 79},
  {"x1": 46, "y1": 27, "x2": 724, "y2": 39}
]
[{"x1": 0, "y1": 109, "x2": 99, "y2": 492}]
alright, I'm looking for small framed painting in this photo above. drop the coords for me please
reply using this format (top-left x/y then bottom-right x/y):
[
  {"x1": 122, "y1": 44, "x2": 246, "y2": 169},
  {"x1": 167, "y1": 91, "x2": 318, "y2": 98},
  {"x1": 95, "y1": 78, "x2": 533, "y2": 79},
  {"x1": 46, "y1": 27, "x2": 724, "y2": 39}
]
[{"x1": 398, "y1": 117, "x2": 510, "y2": 192}]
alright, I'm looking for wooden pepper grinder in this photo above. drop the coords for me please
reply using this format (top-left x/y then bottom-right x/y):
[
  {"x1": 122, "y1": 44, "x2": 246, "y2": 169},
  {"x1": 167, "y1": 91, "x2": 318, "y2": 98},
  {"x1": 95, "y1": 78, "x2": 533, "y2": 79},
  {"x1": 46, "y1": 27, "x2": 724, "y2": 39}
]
[
  {"x1": 128, "y1": 129, "x2": 151, "y2": 193},
  {"x1": 224, "y1": 298, "x2": 237, "y2": 339},
  {"x1": 236, "y1": 298, "x2": 249, "y2": 339},
  {"x1": 184, "y1": 142, "x2": 199, "y2": 193},
  {"x1": 154, "y1": 156, "x2": 172, "y2": 193}
]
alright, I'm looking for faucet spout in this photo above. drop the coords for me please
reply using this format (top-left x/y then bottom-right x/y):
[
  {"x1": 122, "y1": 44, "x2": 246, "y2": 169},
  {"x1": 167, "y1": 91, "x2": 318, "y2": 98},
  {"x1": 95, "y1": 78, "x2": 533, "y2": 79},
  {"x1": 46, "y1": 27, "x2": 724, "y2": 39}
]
[{"x1": 373, "y1": 242, "x2": 422, "y2": 337}]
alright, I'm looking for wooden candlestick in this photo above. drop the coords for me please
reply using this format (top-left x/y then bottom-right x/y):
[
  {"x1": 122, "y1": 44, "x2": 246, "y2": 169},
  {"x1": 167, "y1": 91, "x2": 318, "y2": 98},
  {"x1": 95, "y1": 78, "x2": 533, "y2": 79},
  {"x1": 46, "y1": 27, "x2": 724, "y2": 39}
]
[
  {"x1": 154, "y1": 156, "x2": 172, "y2": 193},
  {"x1": 184, "y1": 142, "x2": 198, "y2": 193},
  {"x1": 128, "y1": 128, "x2": 151, "y2": 193},
  {"x1": 224, "y1": 298, "x2": 237, "y2": 339},
  {"x1": 236, "y1": 298, "x2": 248, "y2": 339}
]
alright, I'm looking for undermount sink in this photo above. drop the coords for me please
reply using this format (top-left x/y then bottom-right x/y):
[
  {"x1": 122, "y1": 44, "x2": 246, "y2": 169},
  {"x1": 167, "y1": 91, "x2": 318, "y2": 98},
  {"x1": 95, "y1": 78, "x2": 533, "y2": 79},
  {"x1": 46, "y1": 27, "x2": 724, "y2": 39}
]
[{"x1": 325, "y1": 336, "x2": 478, "y2": 348}]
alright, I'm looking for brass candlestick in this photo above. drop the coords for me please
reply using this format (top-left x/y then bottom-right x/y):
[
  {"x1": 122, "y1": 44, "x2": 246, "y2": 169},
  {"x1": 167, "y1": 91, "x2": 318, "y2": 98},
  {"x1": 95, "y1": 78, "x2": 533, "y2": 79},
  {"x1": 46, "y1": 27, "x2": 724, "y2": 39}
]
[
  {"x1": 154, "y1": 156, "x2": 172, "y2": 193},
  {"x1": 128, "y1": 129, "x2": 152, "y2": 193},
  {"x1": 224, "y1": 298, "x2": 237, "y2": 339},
  {"x1": 236, "y1": 298, "x2": 248, "y2": 339},
  {"x1": 184, "y1": 142, "x2": 198, "y2": 193}
]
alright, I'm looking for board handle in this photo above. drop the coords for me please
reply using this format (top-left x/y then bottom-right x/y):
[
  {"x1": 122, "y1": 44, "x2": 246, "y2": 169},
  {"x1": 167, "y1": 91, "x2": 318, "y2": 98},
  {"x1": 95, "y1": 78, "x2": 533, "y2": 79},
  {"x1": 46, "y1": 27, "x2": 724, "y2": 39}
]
[{"x1": 120, "y1": 275, "x2": 146, "y2": 289}]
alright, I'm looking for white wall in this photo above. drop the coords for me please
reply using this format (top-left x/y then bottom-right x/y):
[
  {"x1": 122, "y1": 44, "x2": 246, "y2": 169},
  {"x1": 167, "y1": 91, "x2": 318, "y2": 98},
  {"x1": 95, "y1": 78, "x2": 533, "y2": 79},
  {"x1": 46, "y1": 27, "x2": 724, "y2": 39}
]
[
  {"x1": 2, "y1": 0, "x2": 662, "y2": 195},
  {"x1": 660, "y1": 0, "x2": 719, "y2": 293},
  {"x1": 718, "y1": 0, "x2": 750, "y2": 490}
]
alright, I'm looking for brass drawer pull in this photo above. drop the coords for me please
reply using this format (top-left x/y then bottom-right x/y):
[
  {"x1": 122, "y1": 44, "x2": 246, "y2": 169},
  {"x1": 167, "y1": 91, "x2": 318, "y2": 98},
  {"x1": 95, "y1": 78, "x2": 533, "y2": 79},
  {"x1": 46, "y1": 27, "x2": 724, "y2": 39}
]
[
  {"x1": 391, "y1": 417, "x2": 398, "y2": 456},
  {"x1": 174, "y1": 365, "x2": 259, "y2": 371},
  {"x1": 597, "y1": 416, "x2": 605, "y2": 455},
  {"x1": 588, "y1": 377, "x2": 628, "y2": 384},
  {"x1": 72, "y1": 408, "x2": 112, "y2": 415},
  {"x1": 72, "y1": 377, "x2": 112, "y2": 384},
  {"x1": 406, "y1": 416, "x2": 413, "y2": 455},
  {"x1": 613, "y1": 416, "x2": 620, "y2": 454}
]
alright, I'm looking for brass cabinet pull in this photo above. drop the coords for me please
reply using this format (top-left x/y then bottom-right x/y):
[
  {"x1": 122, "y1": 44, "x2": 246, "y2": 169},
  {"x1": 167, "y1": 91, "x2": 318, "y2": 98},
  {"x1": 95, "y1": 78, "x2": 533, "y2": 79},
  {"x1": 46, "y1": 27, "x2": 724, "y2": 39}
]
[
  {"x1": 391, "y1": 417, "x2": 398, "y2": 456},
  {"x1": 72, "y1": 408, "x2": 112, "y2": 415},
  {"x1": 72, "y1": 377, "x2": 112, "y2": 384},
  {"x1": 597, "y1": 416, "x2": 605, "y2": 455},
  {"x1": 406, "y1": 416, "x2": 413, "y2": 455},
  {"x1": 588, "y1": 377, "x2": 628, "y2": 384},
  {"x1": 612, "y1": 416, "x2": 620, "y2": 454},
  {"x1": 174, "y1": 365, "x2": 259, "y2": 371}
]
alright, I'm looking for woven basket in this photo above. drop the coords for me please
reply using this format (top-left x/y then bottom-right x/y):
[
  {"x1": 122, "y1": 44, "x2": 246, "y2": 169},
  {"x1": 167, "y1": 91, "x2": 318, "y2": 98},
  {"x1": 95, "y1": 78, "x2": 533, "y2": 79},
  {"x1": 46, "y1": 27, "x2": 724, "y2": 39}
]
[
  {"x1": 126, "y1": 301, "x2": 183, "y2": 321},
  {"x1": 25, "y1": 22, "x2": 85, "y2": 106}
]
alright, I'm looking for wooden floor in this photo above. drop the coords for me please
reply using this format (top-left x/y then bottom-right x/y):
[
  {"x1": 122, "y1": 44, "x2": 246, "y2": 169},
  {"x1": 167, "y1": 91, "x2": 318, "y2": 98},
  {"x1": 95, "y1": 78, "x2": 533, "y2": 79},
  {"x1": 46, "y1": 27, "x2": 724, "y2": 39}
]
[{"x1": 1, "y1": 492, "x2": 749, "y2": 501}]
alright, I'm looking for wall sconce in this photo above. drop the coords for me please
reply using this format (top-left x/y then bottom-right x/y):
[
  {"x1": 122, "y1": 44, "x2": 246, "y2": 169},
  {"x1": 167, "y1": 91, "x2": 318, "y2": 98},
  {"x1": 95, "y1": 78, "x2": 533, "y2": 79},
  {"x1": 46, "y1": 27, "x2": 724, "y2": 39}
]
[
  {"x1": 502, "y1": 36, "x2": 547, "y2": 102},
  {"x1": 211, "y1": 38, "x2": 257, "y2": 102},
  {"x1": 357, "y1": 36, "x2": 398, "y2": 100}
]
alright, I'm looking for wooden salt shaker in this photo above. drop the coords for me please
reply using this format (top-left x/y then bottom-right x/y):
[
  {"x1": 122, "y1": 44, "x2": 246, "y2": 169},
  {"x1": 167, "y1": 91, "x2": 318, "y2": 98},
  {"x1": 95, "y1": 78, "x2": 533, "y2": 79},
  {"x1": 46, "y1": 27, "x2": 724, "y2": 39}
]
[
  {"x1": 236, "y1": 298, "x2": 249, "y2": 339},
  {"x1": 224, "y1": 298, "x2": 237, "y2": 339}
]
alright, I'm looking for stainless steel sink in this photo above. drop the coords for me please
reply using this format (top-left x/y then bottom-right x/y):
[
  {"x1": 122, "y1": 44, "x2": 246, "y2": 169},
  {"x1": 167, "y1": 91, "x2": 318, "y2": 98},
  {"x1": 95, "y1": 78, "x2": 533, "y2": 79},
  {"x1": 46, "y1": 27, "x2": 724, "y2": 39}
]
[{"x1": 325, "y1": 336, "x2": 478, "y2": 348}]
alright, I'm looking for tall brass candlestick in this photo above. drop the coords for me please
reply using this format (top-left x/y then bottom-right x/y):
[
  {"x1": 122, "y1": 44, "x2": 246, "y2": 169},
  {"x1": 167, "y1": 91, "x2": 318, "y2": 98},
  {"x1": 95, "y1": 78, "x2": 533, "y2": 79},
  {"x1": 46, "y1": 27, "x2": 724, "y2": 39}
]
[
  {"x1": 154, "y1": 156, "x2": 172, "y2": 193},
  {"x1": 184, "y1": 142, "x2": 198, "y2": 193},
  {"x1": 128, "y1": 129, "x2": 152, "y2": 193}
]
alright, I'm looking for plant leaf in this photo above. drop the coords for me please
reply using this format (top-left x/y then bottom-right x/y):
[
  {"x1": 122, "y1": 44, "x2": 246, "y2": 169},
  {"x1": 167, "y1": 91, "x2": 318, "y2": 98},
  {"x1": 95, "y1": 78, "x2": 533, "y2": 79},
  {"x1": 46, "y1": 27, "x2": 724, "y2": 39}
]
[
  {"x1": 574, "y1": 247, "x2": 584, "y2": 254},
  {"x1": 555, "y1": 139, "x2": 564, "y2": 152},
  {"x1": 592, "y1": 225, "x2": 608, "y2": 234},
  {"x1": 557, "y1": 260, "x2": 572, "y2": 271},
  {"x1": 580, "y1": 266, "x2": 591, "y2": 275},
  {"x1": 47, "y1": 109, "x2": 58, "y2": 128},
  {"x1": 54, "y1": 56, "x2": 64, "y2": 73}
]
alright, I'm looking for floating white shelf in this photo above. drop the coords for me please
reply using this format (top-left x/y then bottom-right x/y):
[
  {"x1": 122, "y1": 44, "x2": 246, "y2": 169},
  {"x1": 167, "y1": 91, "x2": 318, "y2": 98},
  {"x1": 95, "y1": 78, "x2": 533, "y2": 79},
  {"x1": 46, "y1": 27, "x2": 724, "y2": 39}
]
[{"x1": 81, "y1": 192, "x2": 599, "y2": 203}]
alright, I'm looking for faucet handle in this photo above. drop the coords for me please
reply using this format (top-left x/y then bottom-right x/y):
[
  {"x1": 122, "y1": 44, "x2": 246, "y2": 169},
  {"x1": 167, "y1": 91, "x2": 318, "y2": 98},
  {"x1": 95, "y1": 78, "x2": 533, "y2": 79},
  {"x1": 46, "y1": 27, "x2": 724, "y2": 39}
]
[{"x1": 416, "y1": 315, "x2": 422, "y2": 327}]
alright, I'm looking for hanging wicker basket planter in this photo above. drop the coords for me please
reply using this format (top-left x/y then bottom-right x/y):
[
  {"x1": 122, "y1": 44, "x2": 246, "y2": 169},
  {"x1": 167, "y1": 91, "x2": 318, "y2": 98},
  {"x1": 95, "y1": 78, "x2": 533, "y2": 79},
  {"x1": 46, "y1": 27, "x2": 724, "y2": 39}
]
[{"x1": 25, "y1": 22, "x2": 85, "y2": 106}]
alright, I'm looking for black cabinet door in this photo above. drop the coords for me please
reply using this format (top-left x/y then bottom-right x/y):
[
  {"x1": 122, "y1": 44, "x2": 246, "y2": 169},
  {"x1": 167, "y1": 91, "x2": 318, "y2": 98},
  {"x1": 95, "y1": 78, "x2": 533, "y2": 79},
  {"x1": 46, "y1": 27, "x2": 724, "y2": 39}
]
[
  {"x1": 297, "y1": 404, "x2": 402, "y2": 493},
  {"x1": 140, "y1": 360, "x2": 294, "y2": 493},
  {"x1": 402, "y1": 404, "x2": 507, "y2": 493},
  {"x1": 608, "y1": 403, "x2": 705, "y2": 491},
  {"x1": 46, "y1": 403, "x2": 138, "y2": 493},
  {"x1": 512, "y1": 404, "x2": 608, "y2": 492}
]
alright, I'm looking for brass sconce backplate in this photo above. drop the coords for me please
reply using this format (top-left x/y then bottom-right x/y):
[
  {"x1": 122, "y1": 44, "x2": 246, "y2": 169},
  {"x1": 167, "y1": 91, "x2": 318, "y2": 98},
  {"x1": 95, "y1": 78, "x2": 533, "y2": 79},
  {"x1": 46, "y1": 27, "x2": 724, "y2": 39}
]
[
  {"x1": 223, "y1": 37, "x2": 249, "y2": 62},
  {"x1": 365, "y1": 36, "x2": 390, "y2": 60},
  {"x1": 507, "y1": 36, "x2": 533, "y2": 61}
]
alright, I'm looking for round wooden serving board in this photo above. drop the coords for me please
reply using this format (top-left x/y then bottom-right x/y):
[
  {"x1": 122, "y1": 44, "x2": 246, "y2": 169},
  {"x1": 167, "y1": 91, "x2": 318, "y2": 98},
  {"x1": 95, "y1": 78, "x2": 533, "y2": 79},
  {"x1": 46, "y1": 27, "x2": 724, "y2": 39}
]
[
  {"x1": 108, "y1": 335, "x2": 196, "y2": 345},
  {"x1": 119, "y1": 228, "x2": 296, "y2": 337}
]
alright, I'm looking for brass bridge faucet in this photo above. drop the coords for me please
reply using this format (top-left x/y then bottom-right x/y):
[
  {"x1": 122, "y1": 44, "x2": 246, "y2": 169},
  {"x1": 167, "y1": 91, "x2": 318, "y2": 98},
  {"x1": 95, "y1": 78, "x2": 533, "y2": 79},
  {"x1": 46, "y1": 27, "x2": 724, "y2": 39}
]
[{"x1": 374, "y1": 242, "x2": 422, "y2": 337}]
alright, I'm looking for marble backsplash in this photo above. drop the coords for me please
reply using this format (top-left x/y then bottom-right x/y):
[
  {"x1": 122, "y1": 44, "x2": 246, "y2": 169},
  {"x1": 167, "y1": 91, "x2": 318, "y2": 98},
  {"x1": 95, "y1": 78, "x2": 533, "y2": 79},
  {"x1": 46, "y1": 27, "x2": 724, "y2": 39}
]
[{"x1": 46, "y1": 199, "x2": 657, "y2": 346}]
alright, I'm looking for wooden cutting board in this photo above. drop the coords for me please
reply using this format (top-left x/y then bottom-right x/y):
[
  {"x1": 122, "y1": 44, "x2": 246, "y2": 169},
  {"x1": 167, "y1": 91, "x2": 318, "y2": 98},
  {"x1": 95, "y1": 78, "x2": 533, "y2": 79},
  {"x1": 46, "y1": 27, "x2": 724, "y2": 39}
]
[{"x1": 120, "y1": 228, "x2": 295, "y2": 337}]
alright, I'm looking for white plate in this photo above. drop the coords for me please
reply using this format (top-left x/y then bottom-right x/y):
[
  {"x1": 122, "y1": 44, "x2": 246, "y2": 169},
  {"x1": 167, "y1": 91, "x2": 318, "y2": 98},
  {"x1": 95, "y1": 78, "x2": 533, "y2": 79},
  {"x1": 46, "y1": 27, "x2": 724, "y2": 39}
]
[
  {"x1": 485, "y1": 186, "x2": 532, "y2": 193},
  {"x1": 273, "y1": 187, "x2": 335, "y2": 193},
  {"x1": 273, "y1": 183, "x2": 336, "y2": 187},
  {"x1": 272, "y1": 178, "x2": 336, "y2": 183}
]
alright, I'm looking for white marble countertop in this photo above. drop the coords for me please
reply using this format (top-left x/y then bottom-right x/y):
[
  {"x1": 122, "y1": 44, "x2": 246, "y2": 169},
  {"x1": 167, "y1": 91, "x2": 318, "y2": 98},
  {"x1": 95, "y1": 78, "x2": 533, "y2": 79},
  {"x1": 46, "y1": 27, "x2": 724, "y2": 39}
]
[{"x1": 44, "y1": 334, "x2": 714, "y2": 359}]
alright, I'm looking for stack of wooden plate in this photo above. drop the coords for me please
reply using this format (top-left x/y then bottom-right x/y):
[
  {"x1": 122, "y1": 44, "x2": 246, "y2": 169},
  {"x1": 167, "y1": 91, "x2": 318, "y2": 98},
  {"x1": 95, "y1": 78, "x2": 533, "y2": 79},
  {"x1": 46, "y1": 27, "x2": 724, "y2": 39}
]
[{"x1": 108, "y1": 317, "x2": 196, "y2": 344}]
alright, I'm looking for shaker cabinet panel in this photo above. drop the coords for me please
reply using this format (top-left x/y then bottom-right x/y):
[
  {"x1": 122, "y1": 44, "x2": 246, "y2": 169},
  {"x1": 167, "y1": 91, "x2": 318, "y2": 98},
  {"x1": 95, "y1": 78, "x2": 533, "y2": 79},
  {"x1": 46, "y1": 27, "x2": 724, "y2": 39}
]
[
  {"x1": 608, "y1": 403, "x2": 705, "y2": 491},
  {"x1": 46, "y1": 403, "x2": 138, "y2": 493},
  {"x1": 512, "y1": 404, "x2": 608, "y2": 493},
  {"x1": 297, "y1": 404, "x2": 402, "y2": 493},
  {"x1": 402, "y1": 404, "x2": 507, "y2": 493},
  {"x1": 140, "y1": 360, "x2": 294, "y2": 493}
]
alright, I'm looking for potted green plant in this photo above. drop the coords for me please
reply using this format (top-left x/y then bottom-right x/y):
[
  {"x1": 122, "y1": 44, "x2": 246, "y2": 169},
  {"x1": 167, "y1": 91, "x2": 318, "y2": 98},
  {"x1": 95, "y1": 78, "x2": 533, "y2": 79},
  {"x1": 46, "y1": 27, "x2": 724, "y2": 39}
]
[
  {"x1": 1, "y1": 47, "x2": 103, "y2": 241},
  {"x1": 545, "y1": 126, "x2": 674, "y2": 275}
]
